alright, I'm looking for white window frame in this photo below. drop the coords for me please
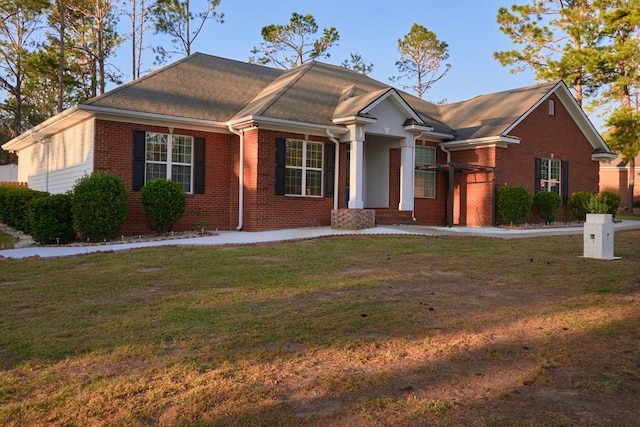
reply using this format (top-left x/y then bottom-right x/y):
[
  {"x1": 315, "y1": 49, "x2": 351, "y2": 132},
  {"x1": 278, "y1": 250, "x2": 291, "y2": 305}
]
[
  {"x1": 145, "y1": 132, "x2": 194, "y2": 193},
  {"x1": 285, "y1": 138, "x2": 324, "y2": 197},
  {"x1": 539, "y1": 157, "x2": 561, "y2": 194},
  {"x1": 414, "y1": 146, "x2": 436, "y2": 198}
]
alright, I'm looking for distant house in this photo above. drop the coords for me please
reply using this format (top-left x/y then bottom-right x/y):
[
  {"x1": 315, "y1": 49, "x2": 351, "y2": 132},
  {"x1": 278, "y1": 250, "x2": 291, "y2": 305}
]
[
  {"x1": 599, "y1": 154, "x2": 640, "y2": 209},
  {"x1": 1, "y1": 53, "x2": 615, "y2": 234}
]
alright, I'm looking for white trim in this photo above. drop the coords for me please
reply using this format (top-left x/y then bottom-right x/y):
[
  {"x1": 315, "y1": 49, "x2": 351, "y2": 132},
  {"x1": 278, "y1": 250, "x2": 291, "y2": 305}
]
[
  {"x1": 441, "y1": 135, "x2": 521, "y2": 151},
  {"x1": 361, "y1": 89, "x2": 423, "y2": 124}
]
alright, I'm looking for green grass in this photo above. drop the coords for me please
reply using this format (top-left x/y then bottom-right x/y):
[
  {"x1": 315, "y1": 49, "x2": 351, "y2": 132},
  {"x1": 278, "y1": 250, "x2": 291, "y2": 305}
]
[
  {"x1": 0, "y1": 230, "x2": 15, "y2": 249},
  {"x1": 1, "y1": 232, "x2": 640, "y2": 426}
]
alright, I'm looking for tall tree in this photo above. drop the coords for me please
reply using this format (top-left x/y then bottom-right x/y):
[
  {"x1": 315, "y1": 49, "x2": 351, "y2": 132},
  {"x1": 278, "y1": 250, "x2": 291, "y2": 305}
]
[
  {"x1": 341, "y1": 53, "x2": 373, "y2": 75},
  {"x1": 152, "y1": 0, "x2": 223, "y2": 65},
  {"x1": 597, "y1": 0, "x2": 640, "y2": 211},
  {"x1": 121, "y1": 0, "x2": 156, "y2": 80},
  {"x1": 0, "y1": 0, "x2": 49, "y2": 141},
  {"x1": 250, "y1": 12, "x2": 339, "y2": 69},
  {"x1": 65, "y1": 0, "x2": 122, "y2": 97},
  {"x1": 495, "y1": 0, "x2": 602, "y2": 106},
  {"x1": 391, "y1": 23, "x2": 450, "y2": 99}
]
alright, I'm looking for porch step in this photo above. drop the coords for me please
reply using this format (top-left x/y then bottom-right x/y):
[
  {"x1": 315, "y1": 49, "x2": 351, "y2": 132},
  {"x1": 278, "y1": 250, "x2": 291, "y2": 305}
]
[{"x1": 374, "y1": 210, "x2": 416, "y2": 226}]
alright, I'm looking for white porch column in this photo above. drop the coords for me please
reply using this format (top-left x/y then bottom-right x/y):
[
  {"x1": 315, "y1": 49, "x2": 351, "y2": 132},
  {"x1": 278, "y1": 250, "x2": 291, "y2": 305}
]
[
  {"x1": 399, "y1": 140, "x2": 414, "y2": 211},
  {"x1": 348, "y1": 124, "x2": 365, "y2": 209}
]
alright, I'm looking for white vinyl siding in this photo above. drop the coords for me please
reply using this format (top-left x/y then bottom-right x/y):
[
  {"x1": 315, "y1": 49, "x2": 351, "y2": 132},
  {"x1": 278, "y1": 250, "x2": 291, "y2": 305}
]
[{"x1": 21, "y1": 119, "x2": 95, "y2": 193}]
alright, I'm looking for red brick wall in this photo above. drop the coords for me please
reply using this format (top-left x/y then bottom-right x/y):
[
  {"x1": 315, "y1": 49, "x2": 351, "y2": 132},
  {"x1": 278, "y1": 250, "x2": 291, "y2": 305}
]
[
  {"x1": 494, "y1": 93, "x2": 600, "y2": 222},
  {"x1": 412, "y1": 140, "x2": 448, "y2": 226},
  {"x1": 94, "y1": 120, "x2": 238, "y2": 235},
  {"x1": 241, "y1": 129, "x2": 346, "y2": 231},
  {"x1": 450, "y1": 148, "x2": 496, "y2": 226}
]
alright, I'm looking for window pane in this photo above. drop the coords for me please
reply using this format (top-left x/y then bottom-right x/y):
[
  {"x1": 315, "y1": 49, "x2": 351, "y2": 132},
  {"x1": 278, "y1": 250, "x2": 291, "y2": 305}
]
[
  {"x1": 306, "y1": 170, "x2": 322, "y2": 196},
  {"x1": 415, "y1": 147, "x2": 436, "y2": 198},
  {"x1": 306, "y1": 142, "x2": 323, "y2": 169},
  {"x1": 172, "y1": 165, "x2": 192, "y2": 193},
  {"x1": 285, "y1": 168, "x2": 302, "y2": 195},
  {"x1": 172, "y1": 135, "x2": 192, "y2": 164},
  {"x1": 286, "y1": 140, "x2": 303, "y2": 167},
  {"x1": 146, "y1": 163, "x2": 166, "y2": 182},
  {"x1": 146, "y1": 133, "x2": 167, "y2": 162},
  {"x1": 415, "y1": 146, "x2": 435, "y2": 166}
]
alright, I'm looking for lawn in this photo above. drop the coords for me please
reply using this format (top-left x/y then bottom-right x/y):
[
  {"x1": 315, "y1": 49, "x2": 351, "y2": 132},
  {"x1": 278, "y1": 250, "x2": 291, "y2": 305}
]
[{"x1": 1, "y1": 232, "x2": 639, "y2": 426}]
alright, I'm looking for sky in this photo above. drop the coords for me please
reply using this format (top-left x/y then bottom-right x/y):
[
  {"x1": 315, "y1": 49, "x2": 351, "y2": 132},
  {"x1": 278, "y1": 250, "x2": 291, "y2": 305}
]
[{"x1": 113, "y1": 0, "x2": 539, "y2": 106}]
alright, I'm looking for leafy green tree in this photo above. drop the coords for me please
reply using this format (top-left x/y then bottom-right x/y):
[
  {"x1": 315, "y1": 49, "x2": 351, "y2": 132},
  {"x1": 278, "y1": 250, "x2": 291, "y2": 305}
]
[
  {"x1": 390, "y1": 23, "x2": 450, "y2": 99},
  {"x1": 250, "y1": 12, "x2": 339, "y2": 69},
  {"x1": 495, "y1": 0, "x2": 601, "y2": 105},
  {"x1": 0, "y1": 0, "x2": 49, "y2": 140},
  {"x1": 596, "y1": 1, "x2": 640, "y2": 211},
  {"x1": 152, "y1": 0, "x2": 223, "y2": 65},
  {"x1": 341, "y1": 53, "x2": 373, "y2": 75}
]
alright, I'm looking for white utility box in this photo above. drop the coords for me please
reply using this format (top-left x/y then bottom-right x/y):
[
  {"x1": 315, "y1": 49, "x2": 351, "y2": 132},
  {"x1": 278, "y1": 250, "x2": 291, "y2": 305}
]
[{"x1": 583, "y1": 214, "x2": 619, "y2": 260}]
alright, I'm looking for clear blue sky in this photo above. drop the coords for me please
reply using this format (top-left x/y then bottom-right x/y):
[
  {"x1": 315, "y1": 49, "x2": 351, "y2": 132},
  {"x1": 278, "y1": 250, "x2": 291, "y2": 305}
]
[{"x1": 114, "y1": 0, "x2": 538, "y2": 106}]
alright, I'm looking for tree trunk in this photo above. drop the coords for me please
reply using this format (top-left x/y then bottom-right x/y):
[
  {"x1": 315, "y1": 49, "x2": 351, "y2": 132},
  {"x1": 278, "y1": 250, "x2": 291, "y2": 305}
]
[{"x1": 627, "y1": 156, "x2": 635, "y2": 212}]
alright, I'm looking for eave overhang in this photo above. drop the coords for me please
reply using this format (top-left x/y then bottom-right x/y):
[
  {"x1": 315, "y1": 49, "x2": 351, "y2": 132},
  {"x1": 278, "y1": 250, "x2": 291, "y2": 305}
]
[
  {"x1": 229, "y1": 115, "x2": 349, "y2": 138},
  {"x1": 441, "y1": 135, "x2": 521, "y2": 151}
]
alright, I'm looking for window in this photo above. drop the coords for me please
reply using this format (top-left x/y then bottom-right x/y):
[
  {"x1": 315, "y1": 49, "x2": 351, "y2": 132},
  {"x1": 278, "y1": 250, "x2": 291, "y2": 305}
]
[
  {"x1": 145, "y1": 132, "x2": 193, "y2": 192},
  {"x1": 538, "y1": 158, "x2": 561, "y2": 194},
  {"x1": 414, "y1": 146, "x2": 436, "y2": 198},
  {"x1": 284, "y1": 139, "x2": 323, "y2": 196}
]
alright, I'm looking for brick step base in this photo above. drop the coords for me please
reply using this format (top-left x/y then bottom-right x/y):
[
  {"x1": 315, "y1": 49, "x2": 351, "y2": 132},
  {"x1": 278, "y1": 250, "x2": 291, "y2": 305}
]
[{"x1": 374, "y1": 210, "x2": 416, "y2": 226}]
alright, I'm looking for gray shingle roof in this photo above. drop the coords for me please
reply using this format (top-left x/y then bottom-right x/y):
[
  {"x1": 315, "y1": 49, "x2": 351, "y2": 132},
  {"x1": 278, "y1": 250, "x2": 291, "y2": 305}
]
[
  {"x1": 84, "y1": 53, "x2": 557, "y2": 140},
  {"x1": 438, "y1": 81, "x2": 559, "y2": 140},
  {"x1": 86, "y1": 53, "x2": 283, "y2": 122}
]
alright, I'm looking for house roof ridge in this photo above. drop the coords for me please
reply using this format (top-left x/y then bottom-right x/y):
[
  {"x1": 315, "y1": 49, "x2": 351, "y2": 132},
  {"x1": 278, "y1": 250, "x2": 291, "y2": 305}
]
[
  {"x1": 443, "y1": 80, "x2": 560, "y2": 107},
  {"x1": 237, "y1": 61, "x2": 318, "y2": 118}
]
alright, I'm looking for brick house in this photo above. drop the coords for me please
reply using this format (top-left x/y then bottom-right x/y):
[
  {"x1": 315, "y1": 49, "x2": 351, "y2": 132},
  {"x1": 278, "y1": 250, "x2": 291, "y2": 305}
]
[{"x1": 2, "y1": 53, "x2": 615, "y2": 234}]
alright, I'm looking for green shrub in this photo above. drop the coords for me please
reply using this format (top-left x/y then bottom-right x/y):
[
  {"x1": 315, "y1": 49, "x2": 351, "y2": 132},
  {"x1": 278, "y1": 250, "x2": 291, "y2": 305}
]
[
  {"x1": 0, "y1": 186, "x2": 49, "y2": 232},
  {"x1": 569, "y1": 191, "x2": 593, "y2": 221},
  {"x1": 140, "y1": 179, "x2": 187, "y2": 234},
  {"x1": 634, "y1": 200, "x2": 640, "y2": 209},
  {"x1": 584, "y1": 194, "x2": 609, "y2": 214},
  {"x1": 497, "y1": 185, "x2": 532, "y2": 225},
  {"x1": 27, "y1": 194, "x2": 75, "y2": 244},
  {"x1": 71, "y1": 172, "x2": 128, "y2": 241},
  {"x1": 533, "y1": 191, "x2": 562, "y2": 223},
  {"x1": 596, "y1": 190, "x2": 621, "y2": 217}
]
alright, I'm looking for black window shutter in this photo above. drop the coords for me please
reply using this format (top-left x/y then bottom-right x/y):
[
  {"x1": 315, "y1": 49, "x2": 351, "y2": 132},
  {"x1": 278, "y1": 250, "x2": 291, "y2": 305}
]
[
  {"x1": 132, "y1": 130, "x2": 146, "y2": 190},
  {"x1": 534, "y1": 157, "x2": 541, "y2": 193},
  {"x1": 275, "y1": 137, "x2": 286, "y2": 195},
  {"x1": 561, "y1": 160, "x2": 569, "y2": 204},
  {"x1": 193, "y1": 137, "x2": 205, "y2": 194},
  {"x1": 324, "y1": 143, "x2": 335, "y2": 197}
]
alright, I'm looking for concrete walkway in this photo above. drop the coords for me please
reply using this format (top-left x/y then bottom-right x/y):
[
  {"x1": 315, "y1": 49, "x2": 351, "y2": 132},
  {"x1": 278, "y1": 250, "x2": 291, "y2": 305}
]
[{"x1": 1, "y1": 220, "x2": 639, "y2": 260}]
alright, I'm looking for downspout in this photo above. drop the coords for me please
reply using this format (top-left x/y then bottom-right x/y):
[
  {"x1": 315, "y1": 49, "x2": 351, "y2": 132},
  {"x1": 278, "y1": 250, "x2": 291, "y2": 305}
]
[
  {"x1": 410, "y1": 133, "x2": 427, "y2": 222},
  {"x1": 228, "y1": 124, "x2": 244, "y2": 230},
  {"x1": 440, "y1": 144, "x2": 453, "y2": 227},
  {"x1": 325, "y1": 129, "x2": 340, "y2": 211}
]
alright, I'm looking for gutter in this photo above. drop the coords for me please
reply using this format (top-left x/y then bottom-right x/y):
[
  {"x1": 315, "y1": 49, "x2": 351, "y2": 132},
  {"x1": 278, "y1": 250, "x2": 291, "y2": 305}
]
[
  {"x1": 325, "y1": 129, "x2": 340, "y2": 211},
  {"x1": 228, "y1": 124, "x2": 245, "y2": 230}
]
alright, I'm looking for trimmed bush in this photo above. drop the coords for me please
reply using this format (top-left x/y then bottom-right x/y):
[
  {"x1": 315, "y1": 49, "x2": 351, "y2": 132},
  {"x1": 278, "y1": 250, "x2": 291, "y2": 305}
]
[
  {"x1": 533, "y1": 191, "x2": 562, "y2": 223},
  {"x1": 569, "y1": 191, "x2": 593, "y2": 221},
  {"x1": 596, "y1": 190, "x2": 621, "y2": 217},
  {"x1": 140, "y1": 179, "x2": 187, "y2": 234},
  {"x1": 0, "y1": 186, "x2": 49, "y2": 232},
  {"x1": 27, "y1": 194, "x2": 75, "y2": 244},
  {"x1": 72, "y1": 172, "x2": 128, "y2": 241},
  {"x1": 497, "y1": 185, "x2": 532, "y2": 225}
]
